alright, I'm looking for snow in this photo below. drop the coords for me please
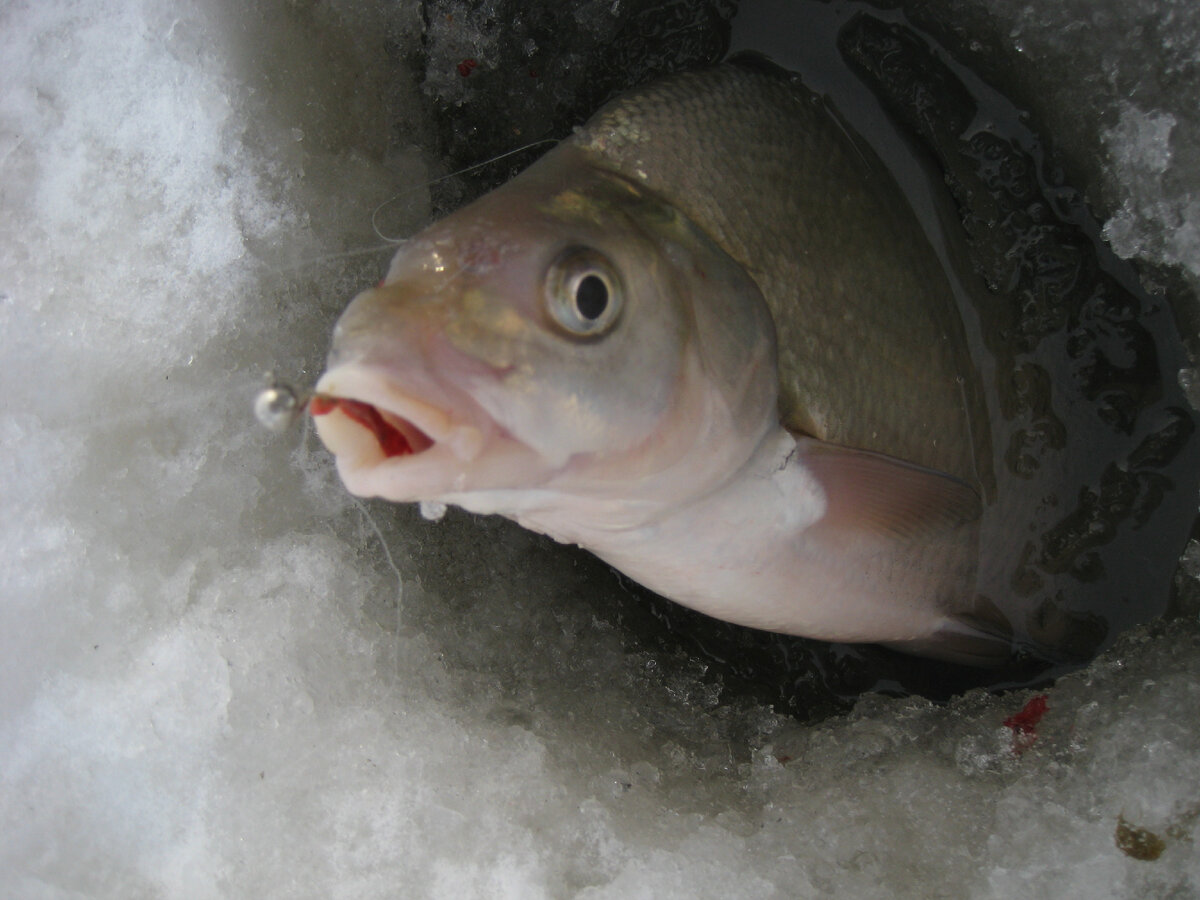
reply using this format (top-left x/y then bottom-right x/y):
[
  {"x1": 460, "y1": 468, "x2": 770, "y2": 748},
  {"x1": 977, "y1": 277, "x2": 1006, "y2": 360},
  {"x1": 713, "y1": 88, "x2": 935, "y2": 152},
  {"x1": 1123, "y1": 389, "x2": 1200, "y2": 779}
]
[{"x1": 1, "y1": 1, "x2": 1197, "y2": 898}]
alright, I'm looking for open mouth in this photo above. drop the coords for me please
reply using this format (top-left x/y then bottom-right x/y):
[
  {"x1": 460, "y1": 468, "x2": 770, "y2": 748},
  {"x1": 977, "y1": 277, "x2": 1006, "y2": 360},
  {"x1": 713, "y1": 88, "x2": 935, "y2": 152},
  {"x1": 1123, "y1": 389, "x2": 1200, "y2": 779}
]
[
  {"x1": 307, "y1": 364, "x2": 491, "y2": 491},
  {"x1": 308, "y1": 362, "x2": 552, "y2": 505},
  {"x1": 309, "y1": 394, "x2": 435, "y2": 458}
]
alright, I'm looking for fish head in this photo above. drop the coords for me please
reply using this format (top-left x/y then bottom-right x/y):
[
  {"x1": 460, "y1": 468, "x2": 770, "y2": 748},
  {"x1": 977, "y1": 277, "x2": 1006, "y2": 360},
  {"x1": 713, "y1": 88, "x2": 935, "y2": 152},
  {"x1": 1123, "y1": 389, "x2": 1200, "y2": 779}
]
[{"x1": 314, "y1": 144, "x2": 778, "y2": 526}]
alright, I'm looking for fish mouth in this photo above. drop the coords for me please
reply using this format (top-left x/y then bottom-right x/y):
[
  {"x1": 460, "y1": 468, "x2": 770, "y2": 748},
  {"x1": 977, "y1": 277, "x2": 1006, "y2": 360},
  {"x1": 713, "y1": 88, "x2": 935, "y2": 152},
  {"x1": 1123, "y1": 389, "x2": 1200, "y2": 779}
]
[
  {"x1": 309, "y1": 364, "x2": 492, "y2": 501},
  {"x1": 310, "y1": 394, "x2": 436, "y2": 459}
]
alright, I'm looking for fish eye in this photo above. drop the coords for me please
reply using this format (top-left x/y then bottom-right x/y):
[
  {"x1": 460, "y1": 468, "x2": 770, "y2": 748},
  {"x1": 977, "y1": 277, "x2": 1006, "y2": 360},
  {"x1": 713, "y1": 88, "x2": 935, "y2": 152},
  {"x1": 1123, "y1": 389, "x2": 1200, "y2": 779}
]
[{"x1": 544, "y1": 247, "x2": 624, "y2": 338}]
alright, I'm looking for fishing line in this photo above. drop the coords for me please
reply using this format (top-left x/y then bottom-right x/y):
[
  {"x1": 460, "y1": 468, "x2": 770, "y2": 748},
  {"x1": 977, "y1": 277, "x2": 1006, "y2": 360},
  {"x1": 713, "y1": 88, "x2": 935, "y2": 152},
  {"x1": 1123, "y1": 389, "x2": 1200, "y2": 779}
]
[
  {"x1": 267, "y1": 243, "x2": 400, "y2": 277},
  {"x1": 370, "y1": 137, "x2": 560, "y2": 242},
  {"x1": 256, "y1": 138, "x2": 563, "y2": 431},
  {"x1": 349, "y1": 494, "x2": 406, "y2": 626}
]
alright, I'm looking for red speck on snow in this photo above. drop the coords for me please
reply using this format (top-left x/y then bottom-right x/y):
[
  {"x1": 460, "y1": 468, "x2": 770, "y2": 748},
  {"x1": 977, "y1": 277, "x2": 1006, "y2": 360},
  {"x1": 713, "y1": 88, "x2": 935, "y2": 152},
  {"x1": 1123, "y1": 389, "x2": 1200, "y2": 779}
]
[{"x1": 1003, "y1": 694, "x2": 1049, "y2": 754}]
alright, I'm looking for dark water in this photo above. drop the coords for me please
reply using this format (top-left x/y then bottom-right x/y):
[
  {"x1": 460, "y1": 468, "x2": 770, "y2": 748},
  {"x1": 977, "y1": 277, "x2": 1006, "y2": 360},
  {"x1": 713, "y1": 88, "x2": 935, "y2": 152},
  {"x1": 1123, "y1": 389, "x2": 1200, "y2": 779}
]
[
  {"x1": 385, "y1": 0, "x2": 1200, "y2": 720},
  {"x1": 725, "y1": 0, "x2": 1199, "y2": 706},
  {"x1": 415, "y1": 0, "x2": 738, "y2": 203}
]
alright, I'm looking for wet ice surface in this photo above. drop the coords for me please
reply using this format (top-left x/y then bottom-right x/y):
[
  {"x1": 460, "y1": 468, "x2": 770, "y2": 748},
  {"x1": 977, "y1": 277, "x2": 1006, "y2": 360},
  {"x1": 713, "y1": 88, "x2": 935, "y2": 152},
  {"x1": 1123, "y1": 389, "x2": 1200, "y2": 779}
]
[
  {"x1": 901, "y1": 0, "x2": 1200, "y2": 316},
  {"x1": 2, "y1": 1, "x2": 1199, "y2": 898}
]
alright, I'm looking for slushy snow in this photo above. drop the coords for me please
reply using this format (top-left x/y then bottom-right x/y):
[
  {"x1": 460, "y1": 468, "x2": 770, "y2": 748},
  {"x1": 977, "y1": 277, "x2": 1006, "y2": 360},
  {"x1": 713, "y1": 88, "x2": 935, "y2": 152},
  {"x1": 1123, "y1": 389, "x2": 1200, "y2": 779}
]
[{"x1": 2, "y1": 1, "x2": 1198, "y2": 898}]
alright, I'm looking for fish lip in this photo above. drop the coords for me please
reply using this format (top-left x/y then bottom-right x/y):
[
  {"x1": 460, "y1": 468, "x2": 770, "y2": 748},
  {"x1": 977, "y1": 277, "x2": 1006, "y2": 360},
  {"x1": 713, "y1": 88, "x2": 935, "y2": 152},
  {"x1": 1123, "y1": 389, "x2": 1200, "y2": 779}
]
[
  {"x1": 314, "y1": 365, "x2": 487, "y2": 462},
  {"x1": 310, "y1": 363, "x2": 507, "y2": 503}
]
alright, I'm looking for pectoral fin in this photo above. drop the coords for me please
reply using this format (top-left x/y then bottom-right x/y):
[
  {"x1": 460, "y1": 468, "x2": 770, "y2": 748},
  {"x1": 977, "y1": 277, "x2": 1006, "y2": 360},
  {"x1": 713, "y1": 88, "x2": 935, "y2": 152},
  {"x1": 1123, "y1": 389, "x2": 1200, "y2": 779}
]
[
  {"x1": 796, "y1": 436, "x2": 981, "y2": 541},
  {"x1": 795, "y1": 437, "x2": 1016, "y2": 666}
]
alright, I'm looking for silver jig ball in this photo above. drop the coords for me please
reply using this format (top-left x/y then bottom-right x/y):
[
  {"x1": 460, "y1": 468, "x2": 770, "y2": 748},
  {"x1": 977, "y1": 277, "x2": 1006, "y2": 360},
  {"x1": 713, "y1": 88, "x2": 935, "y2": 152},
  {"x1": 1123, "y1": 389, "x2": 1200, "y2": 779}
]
[{"x1": 255, "y1": 377, "x2": 309, "y2": 432}]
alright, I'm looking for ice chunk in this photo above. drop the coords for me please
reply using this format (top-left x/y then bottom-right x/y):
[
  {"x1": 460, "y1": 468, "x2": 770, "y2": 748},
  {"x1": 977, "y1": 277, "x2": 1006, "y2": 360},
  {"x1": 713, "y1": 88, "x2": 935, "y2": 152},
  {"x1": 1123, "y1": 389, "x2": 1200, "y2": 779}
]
[{"x1": 419, "y1": 500, "x2": 449, "y2": 522}]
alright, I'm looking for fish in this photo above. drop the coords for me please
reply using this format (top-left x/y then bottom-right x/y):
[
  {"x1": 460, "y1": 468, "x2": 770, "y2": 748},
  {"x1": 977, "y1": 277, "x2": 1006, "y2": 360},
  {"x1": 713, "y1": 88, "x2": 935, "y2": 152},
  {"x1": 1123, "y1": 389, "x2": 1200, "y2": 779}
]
[{"x1": 311, "y1": 59, "x2": 1014, "y2": 666}]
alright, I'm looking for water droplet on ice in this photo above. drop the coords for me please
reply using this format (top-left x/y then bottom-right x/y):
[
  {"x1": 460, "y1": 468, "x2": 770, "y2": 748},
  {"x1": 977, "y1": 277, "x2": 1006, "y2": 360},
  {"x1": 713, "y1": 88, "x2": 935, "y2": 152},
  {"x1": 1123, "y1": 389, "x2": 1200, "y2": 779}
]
[{"x1": 419, "y1": 500, "x2": 448, "y2": 522}]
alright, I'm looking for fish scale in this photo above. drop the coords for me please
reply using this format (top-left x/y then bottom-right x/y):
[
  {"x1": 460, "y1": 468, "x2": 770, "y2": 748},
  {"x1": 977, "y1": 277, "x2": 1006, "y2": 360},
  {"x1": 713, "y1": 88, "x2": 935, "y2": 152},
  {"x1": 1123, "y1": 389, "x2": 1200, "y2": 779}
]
[{"x1": 575, "y1": 61, "x2": 986, "y2": 485}]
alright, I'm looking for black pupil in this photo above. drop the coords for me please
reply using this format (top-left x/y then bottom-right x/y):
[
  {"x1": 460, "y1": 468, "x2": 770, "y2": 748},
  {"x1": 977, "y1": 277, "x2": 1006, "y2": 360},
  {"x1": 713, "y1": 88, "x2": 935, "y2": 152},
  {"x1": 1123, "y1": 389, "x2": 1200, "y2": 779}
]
[{"x1": 575, "y1": 274, "x2": 609, "y2": 321}]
